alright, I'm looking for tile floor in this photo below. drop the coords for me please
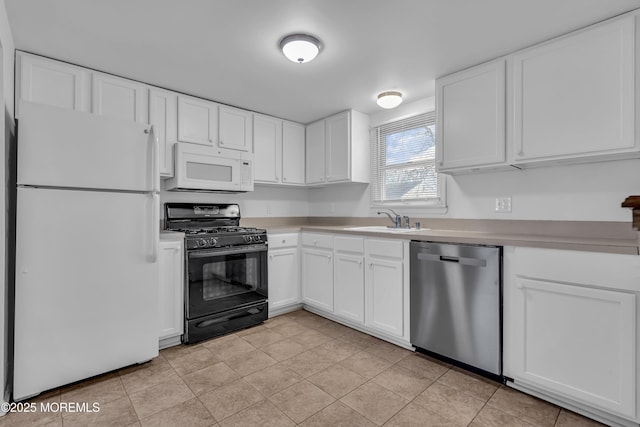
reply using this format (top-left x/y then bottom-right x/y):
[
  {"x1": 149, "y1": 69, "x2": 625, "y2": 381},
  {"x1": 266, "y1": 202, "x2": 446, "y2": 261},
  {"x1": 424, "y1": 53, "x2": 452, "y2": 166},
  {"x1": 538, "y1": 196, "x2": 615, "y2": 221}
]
[{"x1": 1, "y1": 309, "x2": 606, "y2": 426}]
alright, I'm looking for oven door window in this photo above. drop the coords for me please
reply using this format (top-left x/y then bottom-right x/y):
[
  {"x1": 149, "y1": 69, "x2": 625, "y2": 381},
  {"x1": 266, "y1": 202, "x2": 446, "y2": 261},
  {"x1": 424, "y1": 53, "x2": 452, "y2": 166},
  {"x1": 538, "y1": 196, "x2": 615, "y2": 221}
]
[{"x1": 187, "y1": 248, "x2": 267, "y2": 318}]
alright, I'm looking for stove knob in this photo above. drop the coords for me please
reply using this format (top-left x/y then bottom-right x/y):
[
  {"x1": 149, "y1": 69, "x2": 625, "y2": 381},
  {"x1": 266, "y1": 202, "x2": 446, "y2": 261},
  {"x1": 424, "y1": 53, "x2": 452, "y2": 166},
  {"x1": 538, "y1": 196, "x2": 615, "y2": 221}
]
[
  {"x1": 197, "y1": 239, "x2": 206, "y2": 247},
  {"x1": 254, "y1": 235, "x2": 262, "y2": 242},
  {"x1": 210, "y1": 238, "x2": 218, "y2": 246},
  {"x1": 246, "y1": 235, "x2": 254, "y2": 243}
]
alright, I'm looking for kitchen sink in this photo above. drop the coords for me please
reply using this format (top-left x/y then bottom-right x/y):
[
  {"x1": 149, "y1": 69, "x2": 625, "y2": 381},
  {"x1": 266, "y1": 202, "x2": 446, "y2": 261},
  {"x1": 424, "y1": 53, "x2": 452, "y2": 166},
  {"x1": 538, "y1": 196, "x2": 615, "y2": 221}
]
[{"x1": 343, "y1": 225, "x2": 422, "y2": 233}]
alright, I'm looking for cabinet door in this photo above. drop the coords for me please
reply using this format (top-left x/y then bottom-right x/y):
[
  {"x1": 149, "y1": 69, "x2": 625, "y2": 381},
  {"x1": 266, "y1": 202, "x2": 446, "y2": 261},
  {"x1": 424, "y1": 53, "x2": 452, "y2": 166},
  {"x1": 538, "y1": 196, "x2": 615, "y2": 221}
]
[
  {"x1": 92, "y1": 73, "x2": 148, "y2": 123},
  {"x1": 365, "y1": 257, "x2": 404, "y2": 336},
  {"x1": 219, "y1": 105, "x2": 253, "y2": 152},
  {"x1": 254, "y1": 114, "x2": 282, "y2": 183},
  {"x1": 325, "y1": 111, "x2": 350, "y2": 182},
  {"x1": 301, "y1": 248, "x2": 333, "y2": 311},
  {"x1": 436, "y1": 60, "x2": 506, "y2": 171},
  {"x1": 334, "y1": 253, "x2": 364, "y2": 323},
  {"x1": 305, "y1": 120, "x2": 326, "y2": 184},
  {"x1": 16, "y1": 52, "x2": 90, "y2": 117},
  {"x1": 149, "y1": 88, "x2": 178, "y2": 177},
  {"x1": 509, "y1": 278, "x2": 635, "y2": 418},
  {"x1": 268, "y1": 247, "x2": 300, "y2": 313},
  {"x1": 282, "y1": 121, "x2": 306, "y2": 185},
  {"x1": 177, "y1": 95, "x2": 218, "y2": 146},
  {"x1": 513, "y1": 16, "x2": 636, "y2": 163},
  {"x1": 158, "y1": 240, "x2": 184, "y2": 340}
]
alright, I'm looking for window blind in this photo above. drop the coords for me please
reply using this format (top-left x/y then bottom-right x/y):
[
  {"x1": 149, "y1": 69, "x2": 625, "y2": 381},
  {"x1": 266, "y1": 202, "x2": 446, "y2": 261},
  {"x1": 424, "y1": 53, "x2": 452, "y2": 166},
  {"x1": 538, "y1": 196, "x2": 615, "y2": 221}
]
[{"x1": 371, "y1": 112, "x2": 438, "y2": 203}]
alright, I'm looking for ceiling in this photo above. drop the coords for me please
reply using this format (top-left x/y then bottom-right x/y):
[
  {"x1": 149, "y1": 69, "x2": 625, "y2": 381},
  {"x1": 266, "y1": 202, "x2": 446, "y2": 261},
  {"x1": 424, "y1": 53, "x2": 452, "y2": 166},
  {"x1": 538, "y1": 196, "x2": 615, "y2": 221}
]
[{"x1": 5, "y1": 0, "x2": 640, "y2": 123}]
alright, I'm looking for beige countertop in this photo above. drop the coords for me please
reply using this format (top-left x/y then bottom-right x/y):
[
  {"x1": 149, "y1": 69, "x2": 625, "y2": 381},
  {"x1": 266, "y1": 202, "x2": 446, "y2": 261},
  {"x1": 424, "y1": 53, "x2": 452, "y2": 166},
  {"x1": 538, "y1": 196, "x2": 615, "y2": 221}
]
[{"x1": 242, "y1": 217, "x2": 640, "y2": 255}]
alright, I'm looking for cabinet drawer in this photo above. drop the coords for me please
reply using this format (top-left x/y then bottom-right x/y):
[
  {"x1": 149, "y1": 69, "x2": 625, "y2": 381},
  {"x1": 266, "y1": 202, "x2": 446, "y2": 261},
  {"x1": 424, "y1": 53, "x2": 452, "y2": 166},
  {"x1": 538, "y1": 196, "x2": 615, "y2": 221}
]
[
  {"x1": 367, "y1": 239, "x2": 403, "y2": 259},
  {"x1": 301, "y1": 233, "x2": 333, "y2": 249},
  {"x1": 268, "y1": 233, "x2": 299, "y2": 249},
  {"x1": 334, "y1": 236, "x2": 364, "y2": 253}
]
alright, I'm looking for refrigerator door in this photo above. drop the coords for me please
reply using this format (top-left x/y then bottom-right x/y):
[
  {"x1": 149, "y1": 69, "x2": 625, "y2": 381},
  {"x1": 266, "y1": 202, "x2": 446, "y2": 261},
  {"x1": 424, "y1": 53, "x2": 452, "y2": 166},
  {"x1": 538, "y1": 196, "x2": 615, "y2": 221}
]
[
  {"x1": 14, "y1": 187, "x2": 159, "y2": 400},
  {"x1": 17, "y1": 101, "x2": 158, "y2": 193}
]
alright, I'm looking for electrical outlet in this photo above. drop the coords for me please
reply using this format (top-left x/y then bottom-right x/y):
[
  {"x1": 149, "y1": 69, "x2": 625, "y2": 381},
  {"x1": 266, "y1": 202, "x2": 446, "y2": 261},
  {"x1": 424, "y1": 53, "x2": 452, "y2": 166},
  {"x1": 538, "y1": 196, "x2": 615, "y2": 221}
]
[
  {"x1": 266, "y1": 204, "x2": 272, "y2": 215},
  {"x1": 495, "y1": 197, "x2": 512, "y2": 213},
  {"x1": 330, "y1": 203, "x2": 335, "y2": 214}
]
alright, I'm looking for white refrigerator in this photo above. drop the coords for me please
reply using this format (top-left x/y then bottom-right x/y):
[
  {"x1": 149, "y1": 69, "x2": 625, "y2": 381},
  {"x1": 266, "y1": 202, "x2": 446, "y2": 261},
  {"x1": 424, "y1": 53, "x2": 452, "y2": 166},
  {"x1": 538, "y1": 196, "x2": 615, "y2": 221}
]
[{"x1": 13, "y1": 101, "x2": 160, "y2": 400}]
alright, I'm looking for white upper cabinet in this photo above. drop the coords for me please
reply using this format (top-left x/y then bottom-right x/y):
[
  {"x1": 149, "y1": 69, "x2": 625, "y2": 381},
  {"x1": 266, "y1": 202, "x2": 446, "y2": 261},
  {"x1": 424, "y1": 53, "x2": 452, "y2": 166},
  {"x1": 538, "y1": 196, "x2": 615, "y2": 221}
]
[
  {"x1": 306, "y1": 110, "x2": 369, "y2": 185},
  {"x1": 254, "y1": 116, "x2": 305, "y2": 186},
  {"x1": 16, "y1": 52, "x2": 90, "y2": 118},
  {"x1": 254, "y1": 114, "x2": 282, "y2": 184},
  {"x1": 326, "y1": 110, "x2": 369, "y2": 184},
  {"x1": 436, "y1": 12, "x2": 640, "y2": 174},
  {"x1": 149, "y1": 88, "x2": 178, "y2": 177},
  {"x1": 281, "y1": 121, "x2": 306, "y2": 185},
  {"x1": 177, "y1": 95, "x2": 218, "y2": 146},
  {"x1": 436, "y1": 60, "x2": 507, "y2": 173},
  {"x1": 305, "y1": 119, "x2": 326, "y2": 185},
  {"x1": 219, "y1": 105, "x2": 253, "y2": 152},
  {"x1": 512, "y1": 15, "x2": 637, "y2": 165},
  {"x1": 92, "y1": 72, "x2": 148, "y2": 123}
]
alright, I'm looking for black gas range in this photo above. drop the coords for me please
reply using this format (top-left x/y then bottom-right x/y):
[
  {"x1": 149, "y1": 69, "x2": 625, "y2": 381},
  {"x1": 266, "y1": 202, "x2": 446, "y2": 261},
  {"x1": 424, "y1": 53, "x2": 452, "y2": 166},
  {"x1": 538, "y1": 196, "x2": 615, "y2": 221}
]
[{"x1": 165, "y1": 203, "x2": 268, "y2": 344}]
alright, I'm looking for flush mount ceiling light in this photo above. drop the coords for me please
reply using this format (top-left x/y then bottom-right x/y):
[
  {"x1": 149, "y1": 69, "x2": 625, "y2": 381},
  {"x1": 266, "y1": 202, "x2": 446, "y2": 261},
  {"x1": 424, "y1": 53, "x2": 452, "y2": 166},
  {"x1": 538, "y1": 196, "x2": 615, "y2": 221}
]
[
  {"x1": 279, "y1": 34, "x2": 321, "y2": 64},
  {"x1": 377, "y1": 91, "x2": 403, "y2": 109}
]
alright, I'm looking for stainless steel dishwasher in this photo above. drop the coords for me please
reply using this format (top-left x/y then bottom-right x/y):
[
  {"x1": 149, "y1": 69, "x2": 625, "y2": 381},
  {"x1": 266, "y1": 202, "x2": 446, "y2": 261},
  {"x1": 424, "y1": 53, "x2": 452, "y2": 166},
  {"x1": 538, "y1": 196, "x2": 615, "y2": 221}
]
[{"x1": 410, "y1": 241, "x2": 502, "y2": 379}]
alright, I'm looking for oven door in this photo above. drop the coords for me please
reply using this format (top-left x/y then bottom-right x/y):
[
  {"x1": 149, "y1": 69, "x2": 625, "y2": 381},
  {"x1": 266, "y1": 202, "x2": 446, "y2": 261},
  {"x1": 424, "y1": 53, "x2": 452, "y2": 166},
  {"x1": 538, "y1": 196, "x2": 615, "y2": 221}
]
[{"x1": 186, "y1": 244, "x2": 267, "y2": 320}]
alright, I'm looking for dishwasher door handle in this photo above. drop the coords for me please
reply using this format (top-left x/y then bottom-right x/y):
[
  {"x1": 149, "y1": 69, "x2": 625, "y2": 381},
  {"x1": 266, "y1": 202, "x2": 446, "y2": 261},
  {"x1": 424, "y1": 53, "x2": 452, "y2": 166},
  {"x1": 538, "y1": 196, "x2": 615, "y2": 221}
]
[{"x1": 417, "y1": 252, "x2": 487, "y2": 267}]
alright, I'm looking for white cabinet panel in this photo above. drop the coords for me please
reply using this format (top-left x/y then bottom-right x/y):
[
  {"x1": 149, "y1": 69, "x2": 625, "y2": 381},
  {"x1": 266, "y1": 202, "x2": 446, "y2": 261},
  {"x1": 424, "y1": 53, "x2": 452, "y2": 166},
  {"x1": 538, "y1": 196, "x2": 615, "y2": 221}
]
[
  {"x1": 219, "y1": 105, "x2": 253, "y2": 152},
  {"x1": 511, "y1": 278, "x2": 635, "y2": 418},
  {"x1": 334, "y1": 252, "x2": 365, "y2": 324},
  {"x1": 16, "y1": 52, "x2": 90, "y2": 117},
  {"x1": 92, "y1": 73, "x2": 148, "y2": 123},
  {"x1": 282, "y1": 121, "x2": 306, "y2": 185},
  {"x1": 254, "y1": 114, "x2": 282, "y2": 183},
  {"x1": 301, "y1": 248, "x2": 333, "y2": 311},
  {"x1": 149, "y1": 88, "x2": 178, "y2": 177},
  {"x1": 269, "y1": 248, "x2": 301, "y2": 314},
  {"x1": 513, "y1": 16, "x2": 636, "y2": 163},
  {"x1": 504, "y1": 246, "x2": 640, "y2": 424},
  {"x1": 365, "y1": 257, "x2": 404, "y2": 337},
  {"x1": 268, "y1": 233, "x2": 301, "y2": 315},
  {"x1": 177, "y1": 95, "x2": 218, "y2": 146},
  {"x1": 326, "y1": 111, "x2": 350, "y2": 182},
  {"x1": 305, "y1": 120, "x2": 325, "y2": 185},
  {"x1": 436, "y1": 60, "x2": 506, "y2": 172},
  {"x1": 158, "y1": 239, "x2": 183, "y2": 341}
]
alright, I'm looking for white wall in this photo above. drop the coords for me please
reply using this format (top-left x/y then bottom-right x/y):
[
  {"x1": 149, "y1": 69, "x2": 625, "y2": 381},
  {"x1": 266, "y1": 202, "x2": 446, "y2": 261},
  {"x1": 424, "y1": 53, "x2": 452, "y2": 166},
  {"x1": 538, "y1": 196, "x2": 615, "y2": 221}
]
[
  {"x1": 0, "y1": 0, "x2": 14, "y2": 412},
  {"x1": 308, "y1": 97, "x2": 640, "y2": 222}
]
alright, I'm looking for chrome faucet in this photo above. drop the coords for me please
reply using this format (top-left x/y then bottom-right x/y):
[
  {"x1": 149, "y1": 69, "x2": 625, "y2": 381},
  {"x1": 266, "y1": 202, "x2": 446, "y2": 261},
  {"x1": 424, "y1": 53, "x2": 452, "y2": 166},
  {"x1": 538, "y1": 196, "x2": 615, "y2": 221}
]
[{"x1": 377, "y1": 208, "x2": 402, "y2": 228}]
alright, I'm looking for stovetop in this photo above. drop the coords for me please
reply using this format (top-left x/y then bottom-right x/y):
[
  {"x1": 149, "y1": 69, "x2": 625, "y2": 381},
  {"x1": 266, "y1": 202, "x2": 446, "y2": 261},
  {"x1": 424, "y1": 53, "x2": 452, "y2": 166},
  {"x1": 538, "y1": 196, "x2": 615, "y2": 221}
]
[{"x1": 164, "y1": 203, "x2": 266, "y2": 250}]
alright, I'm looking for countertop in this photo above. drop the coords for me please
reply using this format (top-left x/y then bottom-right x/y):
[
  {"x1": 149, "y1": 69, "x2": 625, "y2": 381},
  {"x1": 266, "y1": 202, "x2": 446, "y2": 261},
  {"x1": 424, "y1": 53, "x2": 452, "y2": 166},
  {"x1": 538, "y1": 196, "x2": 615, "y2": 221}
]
[{"x1": 242, "y1": 217, "x2": 640, "y2": 255}]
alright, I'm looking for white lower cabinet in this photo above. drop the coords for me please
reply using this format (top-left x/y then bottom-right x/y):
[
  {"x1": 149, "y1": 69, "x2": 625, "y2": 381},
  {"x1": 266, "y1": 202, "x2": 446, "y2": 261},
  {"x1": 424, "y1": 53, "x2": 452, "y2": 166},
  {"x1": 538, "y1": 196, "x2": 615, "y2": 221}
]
[
  {"x1": 268, "y1": 233, "x2": 301, "y2": 316},
  {"x1": 301, "y1": 233, "x2": 334, "y2": 311},
  {"x1": 504, "y1": 246, "x2": 640, "y2": 425},
  {"x1": 300, "y1": 232, "x2": 410, "y2": 346},
  {"x1": 334, "y1": 236, "x2": 365, "y2": 324},
  {"x1": 364, "y1": 239, "x2": 406, "y2": 338},
  {"x1": 158, "y1": 237, "x2": 184, "y2": 348}
]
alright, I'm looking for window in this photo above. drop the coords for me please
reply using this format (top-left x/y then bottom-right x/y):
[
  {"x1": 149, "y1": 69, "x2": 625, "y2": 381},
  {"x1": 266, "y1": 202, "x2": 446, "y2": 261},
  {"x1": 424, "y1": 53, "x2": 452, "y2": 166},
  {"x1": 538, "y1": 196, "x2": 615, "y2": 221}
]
[{"x1": 371, "y1": 112, "x2": 444, "y2": 208}]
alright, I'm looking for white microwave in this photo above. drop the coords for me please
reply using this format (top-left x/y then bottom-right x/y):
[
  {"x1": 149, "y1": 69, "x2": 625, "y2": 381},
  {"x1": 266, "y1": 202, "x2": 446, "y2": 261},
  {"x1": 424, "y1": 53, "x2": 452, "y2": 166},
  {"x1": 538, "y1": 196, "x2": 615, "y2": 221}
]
[{"x1": 165, "y1": 143, "x2": 254, "y2": 192}]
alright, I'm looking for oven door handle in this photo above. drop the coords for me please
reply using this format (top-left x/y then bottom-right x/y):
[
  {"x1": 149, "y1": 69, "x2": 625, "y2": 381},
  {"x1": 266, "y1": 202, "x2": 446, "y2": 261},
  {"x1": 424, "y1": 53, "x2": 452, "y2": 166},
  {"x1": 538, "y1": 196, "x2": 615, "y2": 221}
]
[{"x1": 188, "y1": 245, "x2": 267, "y2": 258}]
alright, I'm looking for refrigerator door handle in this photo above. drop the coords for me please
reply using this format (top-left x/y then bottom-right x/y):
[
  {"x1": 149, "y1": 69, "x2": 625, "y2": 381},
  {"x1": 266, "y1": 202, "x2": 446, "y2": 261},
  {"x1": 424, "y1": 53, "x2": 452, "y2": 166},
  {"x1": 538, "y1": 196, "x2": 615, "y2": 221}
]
[
  {"x1": 150, "y1": 193, "x2": 160, "y2": 262},
  {"x1": 146, "y1": 125, "x2": 160, "y2": 193}
]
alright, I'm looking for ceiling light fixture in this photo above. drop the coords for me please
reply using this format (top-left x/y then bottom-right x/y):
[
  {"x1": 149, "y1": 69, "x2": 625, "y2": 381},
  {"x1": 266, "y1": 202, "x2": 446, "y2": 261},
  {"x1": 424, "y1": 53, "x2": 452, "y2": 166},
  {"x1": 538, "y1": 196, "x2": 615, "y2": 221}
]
[
  {"x1": 279, "y1": 34, "x2": 321, "y2": 64},
  {"x1": 377, "y1": 91, "x2": 403, "y2": 109}
]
